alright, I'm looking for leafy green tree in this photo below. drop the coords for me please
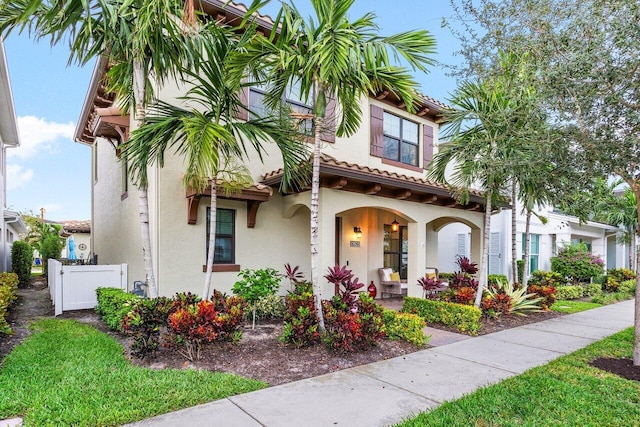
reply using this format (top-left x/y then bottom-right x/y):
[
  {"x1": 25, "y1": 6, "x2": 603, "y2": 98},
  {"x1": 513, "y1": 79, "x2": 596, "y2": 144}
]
[
  {"x1": 0, "y1": 0, "x2": 209, "y2": 298},
  {"x1": 450, "y1": 0, "x2": 640, "y2": 364},
  {"x1": 428, "y1": 58, "x2": 538, "y2": 306},
  {"x1": 228, "y1": 0, "x2": 436, "y2": 332},
  {"x1": 233, "y1": 268, "x2": 282, "y2": 329},
  {"x1": 124, "y1": 24, "x2": 308, "y2": 300}
]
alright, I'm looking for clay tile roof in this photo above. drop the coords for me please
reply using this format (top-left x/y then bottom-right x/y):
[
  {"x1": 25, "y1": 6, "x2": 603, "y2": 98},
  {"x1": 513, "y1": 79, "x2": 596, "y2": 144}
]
[
  {"x1": 61, "y1": 220, "x2": 91, "y2": 233},
  {"x1": 262, "y1": 154, "x2": 483, "y2": 198}
]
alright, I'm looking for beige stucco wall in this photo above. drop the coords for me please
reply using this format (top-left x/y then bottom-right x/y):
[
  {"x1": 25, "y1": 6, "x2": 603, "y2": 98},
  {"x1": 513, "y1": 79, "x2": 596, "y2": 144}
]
[
  {"x1": 61, "y1": 232, "x2": 91, "y2": 260},
  {"x1": 92, "y1": 137, "x2": 146, "y2": 288}
]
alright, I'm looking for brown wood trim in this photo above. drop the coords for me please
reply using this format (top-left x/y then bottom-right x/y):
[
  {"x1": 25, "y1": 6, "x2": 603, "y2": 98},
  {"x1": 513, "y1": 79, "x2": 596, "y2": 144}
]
[
  {"x1": 187, "y1": 195, "x2": 201, "y2": 225},
  {"x1": 364, "y1": 184, "x2": 381, "y2": 195},
  {"x1": 202, "y1": 264, "x2": 241, "y2": 273},
  {"x1": 246, "y1": 200, "x2": 261, "y2": 228},
  {"x1": 120, "y1": 191, "x2": 128, "y2": 201},
  {"x1": 381, "y1": 158, "x2": 423, "y2": 173}
]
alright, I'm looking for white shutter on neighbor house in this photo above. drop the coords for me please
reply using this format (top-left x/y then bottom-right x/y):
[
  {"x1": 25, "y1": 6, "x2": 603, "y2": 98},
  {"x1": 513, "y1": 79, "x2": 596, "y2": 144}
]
[
  {"x1": 489, "y1": 232, "x2": 501, "y2": 274},
  {"x1": 456, "y1": 233, "x2": 469, "y2": 258}
]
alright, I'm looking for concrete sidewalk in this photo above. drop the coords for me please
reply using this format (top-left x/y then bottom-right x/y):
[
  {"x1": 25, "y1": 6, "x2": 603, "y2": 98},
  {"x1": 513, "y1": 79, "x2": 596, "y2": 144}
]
[{"x1": 126, "y1": 299, "x2": 635, "y2": 427}]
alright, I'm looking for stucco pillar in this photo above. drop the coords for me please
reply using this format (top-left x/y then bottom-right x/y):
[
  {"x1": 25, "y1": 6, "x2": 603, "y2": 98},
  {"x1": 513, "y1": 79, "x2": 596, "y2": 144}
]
[
  {"x1": 318, "y1": 188, "x2": 336, "y2": 297},
  {"x1": 425, "y1": 222, "x2": 439, "y2": 271},
  {"x1": 471, "y1": 227, "x2": 483, "y2": 272},
  {"x1": 407, "y1": 221, "x2": 427, "y2": 298}
]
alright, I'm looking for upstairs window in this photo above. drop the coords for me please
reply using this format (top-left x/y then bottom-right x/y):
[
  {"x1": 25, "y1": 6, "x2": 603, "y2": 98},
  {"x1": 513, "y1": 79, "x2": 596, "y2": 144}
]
[
  {"x1": 249, "y1": 80, "x2": 314, "y2": 134},
  {"x1": 383, "y1": 112, "x2": 419, "y2": 166}
]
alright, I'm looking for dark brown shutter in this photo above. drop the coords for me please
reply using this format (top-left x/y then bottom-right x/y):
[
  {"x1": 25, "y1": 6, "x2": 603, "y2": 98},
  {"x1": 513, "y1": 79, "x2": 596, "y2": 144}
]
[
  {"x1": 370, "y1": 104, "x2": 384, "y2": 157},
  {"x1": 320, "y1": 94, "x2": 336, "y2": 143},
  {"x1": 235, "y1": 83, "x2": 249, "y2": 121},
  {"x1": 423, "y1": 124, "x2": 434, "y2": 168}
]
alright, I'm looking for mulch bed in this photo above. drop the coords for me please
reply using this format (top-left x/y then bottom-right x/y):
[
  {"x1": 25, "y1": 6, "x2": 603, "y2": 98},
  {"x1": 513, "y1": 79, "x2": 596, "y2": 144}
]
[{"x1": 590, "y1": 358, "x2": 640, "y2": 382}]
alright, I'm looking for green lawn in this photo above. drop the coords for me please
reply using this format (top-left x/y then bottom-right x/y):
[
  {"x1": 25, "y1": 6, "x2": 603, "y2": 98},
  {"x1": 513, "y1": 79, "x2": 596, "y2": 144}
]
[
  {"x1": 0, "y1": 319, "x2": 266, "y2": 426},
  {"x1": 551, "y1": 299, "x2": 603, "y2": 313},
  {"x1": 397, "y1": 327, "x2": 640, "y2": 426}
]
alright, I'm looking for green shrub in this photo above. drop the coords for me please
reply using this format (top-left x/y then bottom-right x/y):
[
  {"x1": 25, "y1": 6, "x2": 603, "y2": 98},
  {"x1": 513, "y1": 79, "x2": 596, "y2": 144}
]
[
  {"x1": 617, "y1": 279, "x2": 636, "y2": 294},
  {"x1": 584, "y1": 282, "x2": 602, "y2": 296},
  {"x1": 487, "y1": 274, "x2": 508, "y2": 286},
  {"x1": 402, "y1": 297, "x2": 482, "y2": 335},
  {"x1": 383, "y1": 309, "x2": 428, "y2": 347},
  {"x1": 517, "y1": 259, "x2": 525, "y2": 283},
  {"x1": 280, "y1": 281, "x2": 320, "y2": 348},
  {"x1": 254, "y1": 294, "x2": 286, "y2": 320},
  {"x1": 593, "y1": 274, "x2": 607, "y2": 285},
  {"x1": 0, "y1": 272, "x2": 19, "y2": 334},
  {"x1": 604, "y1": 268, "x2": 636, "y2": 292},
  {"x1": 528, "y1": 270, "x2": 566, "y2": 287},
  {"x1": 591, "y1": 291, "x2": 633, "y2": 305},
  {"x1": 550, "y1": 243, "x2": 604, "y2": 283},
  {"x1": 121, "y1": 297, "x2": 172, "y2": 358},
  {"x1": 555, "y1": 285, "x2": 584, "y2": 300},
  {"x1": 484, "y1": 278, "x2": 543, "y2": 316},
  {"x1": 11, "y1": 241, "x2": 33, "y2": 287},
  {"x1": 95, "y1": 287, "x2": 141, "y2": 331},
  {"x1": 40, "y1": 233, "x2": 64, "y2": 276}
]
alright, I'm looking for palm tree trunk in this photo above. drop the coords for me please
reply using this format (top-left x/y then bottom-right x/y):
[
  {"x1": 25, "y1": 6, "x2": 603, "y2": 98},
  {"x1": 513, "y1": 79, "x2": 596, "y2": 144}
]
[
  {"x1": 310, "y1": 81, "x2": 326, "y2": 333},
  {"x1": 511, "y1": 183, "x2": 518, "y2": 284},
  {"x1": 522, "y1": 208, "x2": 532, "y2": 288},
  {"x1": 474, "y1": 193, "x2": 492, "y2": 307},
  {"x1": 133, "y1": 59, "x2": 158, "y2": 298},
  {"x1": 203, "y1": 180, "x2": 217, "y2": 300}
]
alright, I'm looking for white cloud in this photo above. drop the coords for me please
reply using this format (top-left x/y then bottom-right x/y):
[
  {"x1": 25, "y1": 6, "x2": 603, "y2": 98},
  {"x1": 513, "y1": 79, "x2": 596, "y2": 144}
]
[
  {"x1": 41, "y1": 203, "x2": 62, "y2": 214},
  {"x1": 6, "y1": 164, "x2": 33, "y2": 190},
  {"x1": 10, "y1": 116, "x2": 75, "y2": 159}
]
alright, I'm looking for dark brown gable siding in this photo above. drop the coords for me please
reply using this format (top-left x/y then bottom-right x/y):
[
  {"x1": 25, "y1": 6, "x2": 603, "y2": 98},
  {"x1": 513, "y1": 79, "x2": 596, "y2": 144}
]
[
  {"x1": 235, "y1": 85, "x2": 249, "y2": 121},
  {"x1": 320, "y1": 94, "x2": 336, "y2": 143},
  {"x1": 370, "y1": 104, "x2": 384, "y2": 157},
  {"x1": 423, "y1": 124, "x2": 434, "y2": 168}
]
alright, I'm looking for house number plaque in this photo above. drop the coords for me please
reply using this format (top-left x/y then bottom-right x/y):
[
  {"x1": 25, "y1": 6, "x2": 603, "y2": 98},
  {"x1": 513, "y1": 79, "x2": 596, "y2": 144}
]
[{"x1": 349, "y1": 241, "x2": 360, "y2": 247}]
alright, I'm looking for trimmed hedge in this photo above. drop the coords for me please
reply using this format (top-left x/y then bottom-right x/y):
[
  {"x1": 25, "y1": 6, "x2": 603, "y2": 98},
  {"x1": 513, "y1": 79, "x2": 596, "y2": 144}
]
[
  {"x1": 0, "y1": 272, "x2": 19, "y2": 333},
  {"x1": 584, "y1": 283, "x2": 602, "y2": 296},
  {"x1": 591, "y1": 291, "x2": 634, "y2": 305},
  {"x1": 382, "y1": 309, "x2": 428, "y2": 347},
  {"x1": 95, "y1": 287, "x2": 141, "y2": 331},
  {"x1": 555, "y1": 285, "x2": 584, "y2": 301},
  {"x1": 402, "y1": 297, "x2": 482, "y2": 335},
  {"x1": 11, "y1": 241, "x2": 33, "y2": 288}
]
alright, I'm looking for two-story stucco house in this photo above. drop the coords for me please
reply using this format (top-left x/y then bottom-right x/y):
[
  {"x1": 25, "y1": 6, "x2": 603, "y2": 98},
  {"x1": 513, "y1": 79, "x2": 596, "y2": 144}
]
[
  {"x1": 73, "y1": 2, "x2": 488, "y2": 299},
  {"x1": 0, "y1": 39, "x2": 27, "y2": 273}
]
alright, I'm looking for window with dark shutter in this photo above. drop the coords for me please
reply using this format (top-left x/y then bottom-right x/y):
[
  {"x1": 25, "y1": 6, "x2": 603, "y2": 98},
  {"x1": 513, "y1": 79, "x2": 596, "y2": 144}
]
[{"x1": 423, "y1": 124, "x2": 434, "y2": 168}]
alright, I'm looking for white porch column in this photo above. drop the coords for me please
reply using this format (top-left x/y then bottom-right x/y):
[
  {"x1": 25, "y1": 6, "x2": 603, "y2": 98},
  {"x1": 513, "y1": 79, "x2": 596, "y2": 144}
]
[
  {"x1": 407, "y1": 221, "x2": 428, "y2": 298},
  {"x1": 471, "y1": 227, "x2": 483, "y2": 272}
]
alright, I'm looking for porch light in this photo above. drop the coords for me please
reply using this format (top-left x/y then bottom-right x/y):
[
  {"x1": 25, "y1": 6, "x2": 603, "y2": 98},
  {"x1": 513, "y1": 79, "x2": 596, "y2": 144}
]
[
  {"x1": 391, "y1": 218, "x2": 400, "y2": 232},
  {"x1": 353, "y1": 227, "x2": 363, "y2": 239}
]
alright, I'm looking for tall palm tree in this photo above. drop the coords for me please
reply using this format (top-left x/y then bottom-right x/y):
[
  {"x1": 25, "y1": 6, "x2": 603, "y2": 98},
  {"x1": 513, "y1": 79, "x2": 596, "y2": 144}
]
[
  {"x1": 228, "y1": 0, "x2": 436, "y2": 331},
  {"x1": 0, "y1": 0, "x2": 210, "y2": 297},
  {"x1": 428, "y1": 75, "x2": 536, "y2": 307},
  {"x1": 124, "y1": 25, "x2": 308, "y2": 299}
]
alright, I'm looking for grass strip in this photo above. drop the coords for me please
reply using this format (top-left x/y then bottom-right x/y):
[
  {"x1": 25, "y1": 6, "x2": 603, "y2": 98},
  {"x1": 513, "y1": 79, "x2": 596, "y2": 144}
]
[
  {"x1": 397, "y1": 327, "x2": 640, "y2": 426},
  {"x1": 551, "y1": 300, "x2": 603, "y2": 313},
  {"x1": 0, "y1": 319, "x2": 266, "y2": 426}
]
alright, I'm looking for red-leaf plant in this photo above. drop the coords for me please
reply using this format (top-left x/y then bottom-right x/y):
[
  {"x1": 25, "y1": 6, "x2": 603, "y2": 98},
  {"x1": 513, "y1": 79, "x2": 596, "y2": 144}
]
[{"x1": 324, "y1": 264, "x2": 364, "y2": 311}]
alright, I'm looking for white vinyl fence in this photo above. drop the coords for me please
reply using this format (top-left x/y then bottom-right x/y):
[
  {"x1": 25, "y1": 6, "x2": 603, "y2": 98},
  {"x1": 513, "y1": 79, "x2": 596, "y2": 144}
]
[{"x1": 48, "y1": 259, "x2": 127, "y2": 316}]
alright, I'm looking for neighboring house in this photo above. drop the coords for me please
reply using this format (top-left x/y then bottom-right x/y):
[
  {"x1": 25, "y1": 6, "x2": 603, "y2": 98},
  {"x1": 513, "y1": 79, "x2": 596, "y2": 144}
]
[
  {"x1": 0, "y1": 39, "x2": 26, "y2": 273},
  {"x1": 438, "y1": 203, "x2": 626, "y2": 280},
  {"x1": 73, "y1": 1, "x2": 488, "y2": 298},
  {"x1": 60, "y1": 220, "x2": 92, "y2": 261}
]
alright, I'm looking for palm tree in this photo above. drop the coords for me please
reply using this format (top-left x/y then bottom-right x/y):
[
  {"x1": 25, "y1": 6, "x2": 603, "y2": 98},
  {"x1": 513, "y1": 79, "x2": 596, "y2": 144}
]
[
  {"x1": 227, "y1": 0, "x2": 436, "y2": 331},
  {"x1": 0, "y1": 0, "x2": 210, "y2": 297},
  {"x1": 124, "y1": 25, "x2": 308, "y2": 299},
  {"x1": 428, "y1": 75, "x2": 536, "y2": 307}
]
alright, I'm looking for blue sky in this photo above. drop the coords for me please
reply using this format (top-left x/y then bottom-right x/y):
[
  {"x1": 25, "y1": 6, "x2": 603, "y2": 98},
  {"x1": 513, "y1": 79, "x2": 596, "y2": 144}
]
[{"x1": 2, "y1": 0, "x2": 463, "y2": 222}]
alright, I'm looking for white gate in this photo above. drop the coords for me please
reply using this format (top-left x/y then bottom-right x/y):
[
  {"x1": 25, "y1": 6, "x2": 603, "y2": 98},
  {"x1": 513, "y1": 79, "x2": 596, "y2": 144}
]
[{"x1": 48, "y1": 259, "x2": 127, "y2": 316}]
